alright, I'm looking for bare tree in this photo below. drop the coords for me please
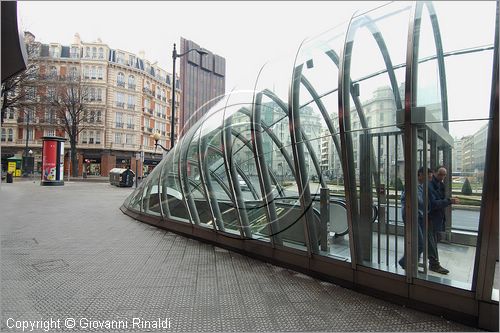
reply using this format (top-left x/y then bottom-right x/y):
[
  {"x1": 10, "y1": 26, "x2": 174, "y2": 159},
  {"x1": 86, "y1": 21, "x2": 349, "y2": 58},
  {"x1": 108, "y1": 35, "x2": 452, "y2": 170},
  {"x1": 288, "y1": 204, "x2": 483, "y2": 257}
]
[
  {"x1": 1, "y1": 43, "x2": 39, "y2": 124},
  {"x1": 47, "y1": 78, "x2": 90, "y2": 177}
]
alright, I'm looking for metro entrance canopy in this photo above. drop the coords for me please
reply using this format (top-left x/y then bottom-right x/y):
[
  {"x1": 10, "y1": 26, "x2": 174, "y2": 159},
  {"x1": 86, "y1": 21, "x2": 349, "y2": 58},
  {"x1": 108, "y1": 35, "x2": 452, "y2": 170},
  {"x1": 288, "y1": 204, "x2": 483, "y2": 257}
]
[{"x1": 122, "y1": 1, "x2": 499, "y2": 329}]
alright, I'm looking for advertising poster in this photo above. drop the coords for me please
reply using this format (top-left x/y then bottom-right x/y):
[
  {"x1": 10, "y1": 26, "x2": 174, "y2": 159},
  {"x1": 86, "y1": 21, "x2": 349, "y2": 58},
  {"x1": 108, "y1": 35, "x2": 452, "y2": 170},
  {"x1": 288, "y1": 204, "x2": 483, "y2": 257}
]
[
  {"x1": 42, "y1": 140, "x2": 57, "y2": 181},
  {"x1": 59, "y1": 142, "x2": 64, "y2": 180}
]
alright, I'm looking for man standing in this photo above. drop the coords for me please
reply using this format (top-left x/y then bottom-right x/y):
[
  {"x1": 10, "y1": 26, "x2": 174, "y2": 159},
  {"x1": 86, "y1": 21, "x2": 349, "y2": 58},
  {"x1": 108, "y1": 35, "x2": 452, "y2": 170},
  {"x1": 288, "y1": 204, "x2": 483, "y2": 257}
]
[
  {"x1": 428, "y1": 166, "x2": 460, "y2": 274},
  {"x1": 398, "y1": 167, "x2": 432, "y2": 270}
]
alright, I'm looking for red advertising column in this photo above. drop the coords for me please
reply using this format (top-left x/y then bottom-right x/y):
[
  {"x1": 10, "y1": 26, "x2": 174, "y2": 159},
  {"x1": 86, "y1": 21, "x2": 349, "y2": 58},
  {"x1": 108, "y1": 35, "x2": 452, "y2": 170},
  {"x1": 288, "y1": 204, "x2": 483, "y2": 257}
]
[{"x1": 41, "y1": 136, "x2": 66, "y2": 186}]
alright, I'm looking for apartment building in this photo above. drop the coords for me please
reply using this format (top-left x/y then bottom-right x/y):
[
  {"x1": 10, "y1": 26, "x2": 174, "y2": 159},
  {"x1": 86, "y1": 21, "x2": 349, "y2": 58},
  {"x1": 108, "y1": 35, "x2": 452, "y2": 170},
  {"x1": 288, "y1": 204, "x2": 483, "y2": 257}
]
[
  {"x1": 178, "y1": 37, "x2": 225, "y2": 136},
  {"x1": 1, "y1": 32, "x2": 178, "y2": 177}
]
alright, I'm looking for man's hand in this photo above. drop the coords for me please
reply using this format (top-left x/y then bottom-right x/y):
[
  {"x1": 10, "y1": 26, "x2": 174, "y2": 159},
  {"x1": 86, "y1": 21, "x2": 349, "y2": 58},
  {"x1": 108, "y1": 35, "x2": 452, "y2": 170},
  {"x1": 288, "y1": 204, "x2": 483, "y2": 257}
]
[{"x1": 450, "y1": 197, "x2": 460, "y2": 204}]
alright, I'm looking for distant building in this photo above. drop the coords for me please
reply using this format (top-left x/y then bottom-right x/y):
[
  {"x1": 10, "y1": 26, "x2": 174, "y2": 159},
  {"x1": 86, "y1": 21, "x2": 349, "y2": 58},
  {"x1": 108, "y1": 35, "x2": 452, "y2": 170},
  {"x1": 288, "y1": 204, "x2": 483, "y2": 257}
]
[
  {"x1": 178, "y1": 37, "x2": 225, "y2": 136},
  {"x1": 452, "y1": 137, "x2": 463, "y2": 174},
  {"x1": 0, "y1": 32, "x2": 176, "y2": 176}
]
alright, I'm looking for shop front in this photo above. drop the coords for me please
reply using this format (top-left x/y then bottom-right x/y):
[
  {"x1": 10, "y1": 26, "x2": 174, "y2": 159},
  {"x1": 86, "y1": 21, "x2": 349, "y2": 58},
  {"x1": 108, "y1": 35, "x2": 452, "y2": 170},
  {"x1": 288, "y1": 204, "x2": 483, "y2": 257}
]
[
  {"x1": 143, "y1": 157, "x2": 162, "y2": 177},
  {"x1": 85, "y1": 158, "x2": 101, "y2": 176},
  {"x1": 116, "y1": 157, "x2": 131, "y2": 169}
]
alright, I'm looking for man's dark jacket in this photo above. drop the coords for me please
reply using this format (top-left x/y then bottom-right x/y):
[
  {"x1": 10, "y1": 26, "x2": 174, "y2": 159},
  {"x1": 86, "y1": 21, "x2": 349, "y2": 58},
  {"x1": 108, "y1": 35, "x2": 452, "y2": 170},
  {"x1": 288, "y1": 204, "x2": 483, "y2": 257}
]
[{"x1": 428, "y1": 176, "x2": 452, "y2": 232}]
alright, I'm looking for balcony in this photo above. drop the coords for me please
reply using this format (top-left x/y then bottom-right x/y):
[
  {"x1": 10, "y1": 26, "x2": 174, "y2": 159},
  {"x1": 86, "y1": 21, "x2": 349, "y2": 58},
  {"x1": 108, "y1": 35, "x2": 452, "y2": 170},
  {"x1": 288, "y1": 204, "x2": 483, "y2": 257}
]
[
  {"x1": 127, "y1": 124, "x2": 135, "y2": 130},
  {"x1": 117, "y1": 81, "x2": 125, "y2": 88},
  {"x1": 161, "y1": 131, "x2": 166, "y2": 136},
  {"x1": 115, "y1": 122, "x2": 124, "y2": 128},
  {"x1": 127, "y1": 104, "x2": 135, "y2": 110},
  {"x1": 143, "y1": 88, "x2": 153, "y2": 96},
  {"x1": 128, "y1": 84, "x2": 136, "y2": 90},
  {"x1": 156, "y1": 112, "x2": 163, "y2": 118},
  {"x1": 156, "y1": 94, "x2": 162, "y2": 99},
  {"x1": 147, "y1": 127, "x2": 153, "y2": 133},
  {"x1": 116, "y1": 102, "x2": 125, "y2": 108}
]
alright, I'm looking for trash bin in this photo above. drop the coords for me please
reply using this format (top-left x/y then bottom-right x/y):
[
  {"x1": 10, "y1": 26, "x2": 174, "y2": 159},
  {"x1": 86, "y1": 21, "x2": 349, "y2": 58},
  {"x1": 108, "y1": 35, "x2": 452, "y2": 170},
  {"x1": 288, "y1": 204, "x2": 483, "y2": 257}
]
[
  {"x1": 109, "y1": 168, "x2": 135, "y2": 187},
  {"x1": 6, "y1": 172, "x2": 13, "y2": 183}
]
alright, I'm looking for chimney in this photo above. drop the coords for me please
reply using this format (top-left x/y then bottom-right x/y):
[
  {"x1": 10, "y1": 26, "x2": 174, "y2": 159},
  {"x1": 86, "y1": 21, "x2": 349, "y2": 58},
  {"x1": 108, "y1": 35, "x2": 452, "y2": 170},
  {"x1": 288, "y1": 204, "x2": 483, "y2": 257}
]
[{"x1": 73, "y1": 33, "x2": 81, "y2": 45}]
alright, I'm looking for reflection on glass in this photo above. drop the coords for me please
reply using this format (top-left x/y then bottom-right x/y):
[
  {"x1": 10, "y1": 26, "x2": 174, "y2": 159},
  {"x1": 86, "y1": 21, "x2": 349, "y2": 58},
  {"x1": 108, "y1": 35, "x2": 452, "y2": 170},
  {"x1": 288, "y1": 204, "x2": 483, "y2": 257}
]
[{"x1": 121, "y1": 0, "x2": 497, "y2": 298}]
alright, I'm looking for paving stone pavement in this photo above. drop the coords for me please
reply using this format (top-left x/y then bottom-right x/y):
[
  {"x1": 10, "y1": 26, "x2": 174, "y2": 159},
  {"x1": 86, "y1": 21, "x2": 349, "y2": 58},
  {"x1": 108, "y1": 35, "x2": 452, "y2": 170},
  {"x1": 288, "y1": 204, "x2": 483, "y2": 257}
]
[{"x1": 0, "y1": 181, "x2": 480, "y2": 332}]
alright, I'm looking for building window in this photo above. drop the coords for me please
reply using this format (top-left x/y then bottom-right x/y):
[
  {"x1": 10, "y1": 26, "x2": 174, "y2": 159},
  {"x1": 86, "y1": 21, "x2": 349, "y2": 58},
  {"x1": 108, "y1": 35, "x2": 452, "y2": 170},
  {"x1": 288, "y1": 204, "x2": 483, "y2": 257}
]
[
  {"x1": 117, "y1": 72, "x2": 125, "y2": 87},
  {"x1": 98, "y1": 47, "x2": 104, "y2": 59},
  {"x1": 127, "y1": 115, "x2": 134, "y2": 129},
  {"x1": 129, "y1": 55, "x2": 135, "y2": 67},
  {"x1": 143, "y1": 136, "x2": 149, "y2": 147},
  {"x1": 95, "y1": 131, "x2": 101, "y2": 144},
  {"x1": 116, "y1": 92, "x2": 124, "y2": 108},
  {"x1": 47, "y1": 87, "x2": 56, "y2": 100},
  {"x1": 8, "y1": 108, "x2": 15, "y2": 119},
  {"x1": 8, "y1": 128, "x2": 14, "y2": 141},
  {"x1": 97, "y1": 67, "x2": 103, "y2": 80},
  {"x1": 90, "y1": 88, "x2": 96, "y2": 101},
  {"x1": 45, "y1": 110, "x2": 53, "y2": 124},
  {"x1": 24, "y1": 128, "x2": 33, "y2": 141},
  {"x1": 70, "y1": 47, "x2": 79, "y2": 58},
  {"x1": 49, "y1": 66, "x2": 58, "y2": 79},
  {"x1": 26, "y1": 87, "x2": 36, "y2": 100},
  {"x1": 82, "y1": 131, "x2": 88, "y2": 143},
  {"x1": 115, "y1": 112, "x2": 123, "y2": 128},
  {"x1": 96, "y1": 89, "x2": 102, "y2": 102},
  {"x1": 91, "y1": 66, "x2": 97, "y2": 79},
  {"x1": 114, "y1": 132, "x2": 122, "y2": 144},
  {"x1": 49, "y1": 45, "x2": 59, "y2": 58},
  {"x1": 45, "y1": 129, "x2": 55, "y2": 137},
  {"x1": 126, "y1": 134, "x2": 133, "y2": 145},
  {"x1": 92, "y1": 47, "x2": 97, "y2": 59},
  {"x1": 69, "y1": 67, "x2": 78, "y2": 80},
  {"x1": 127, "y1": 95, "x2": 135, "y2": 109},
  {"x1": 117, "y1": 52, "x2": 124, "y2": 64},
  {"x1": 85, "y1": 47, "x2": 90, "y2": 58},
  {"x1": 96, "y1": 110, "x2": 102, "y2": 122},
  {"x1": 128, "y1": 75, "x2": 135, "y2": 89},
  {"x1": 89, "y1": 130, "x2": 94, "y2": 144},
  {"x1": 83, "y1": 66, "x2": 89, "y2": 79}
]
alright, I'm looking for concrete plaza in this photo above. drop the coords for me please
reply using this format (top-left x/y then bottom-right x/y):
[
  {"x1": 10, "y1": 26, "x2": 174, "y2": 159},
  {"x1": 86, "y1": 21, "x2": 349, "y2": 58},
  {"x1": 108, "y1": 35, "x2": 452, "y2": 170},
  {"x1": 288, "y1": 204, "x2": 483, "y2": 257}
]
[{"x1": 0, "y1": 180, "x2": 479, "y2": 332}]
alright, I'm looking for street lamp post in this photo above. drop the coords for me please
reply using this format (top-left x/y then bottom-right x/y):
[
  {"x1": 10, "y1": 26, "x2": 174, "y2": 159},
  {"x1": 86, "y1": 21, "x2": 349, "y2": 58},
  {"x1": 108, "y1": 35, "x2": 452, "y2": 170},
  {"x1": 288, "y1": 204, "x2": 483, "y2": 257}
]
[
  {"x1": 153, "y1": 131, "x2": 169, "y2": 153},
  {"x1": 28, "y1": 149, "x2": 34, "y2": 182},
  {"x1": 170, "y1": 43, "x2": 208, "y2": 150},
  {"x1": 23, "y1": 109, "x2": 30, "y2": 177}
]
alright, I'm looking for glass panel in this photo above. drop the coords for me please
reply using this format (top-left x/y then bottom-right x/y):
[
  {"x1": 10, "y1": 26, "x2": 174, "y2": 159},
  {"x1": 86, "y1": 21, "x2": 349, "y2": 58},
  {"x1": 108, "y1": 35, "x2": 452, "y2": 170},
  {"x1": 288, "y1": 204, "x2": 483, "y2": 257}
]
[
  {"x1": 144, "y1": 163, "x2": 162, "y2": 217},
  {"x1": 291, "y1": 14, "x2": 353, "y2": 259},
  {"x1": 160, "y1": 146, "x2": 190, "y2": 222},
  {"x1": 185, "y1": 127, "x2": 212, "y2": 228},
  {"x1": 228, "y1": 106, "x2": 270, "y2": 242},
  {"x1": 410, "y1": 2, "x2": 496, "y2": 290},
  {"x1": 346, "y1": 3, "x2": 412, "y2": 271},
  {"x1": 252, "y1": 54, "x2": 308, "y2": 250},
  {"x1": 198, "y1": 107, "x2": 234, "y2": 233},
  {"x1": 128, "y1": 180, "x2": 146, "y2": 212}
]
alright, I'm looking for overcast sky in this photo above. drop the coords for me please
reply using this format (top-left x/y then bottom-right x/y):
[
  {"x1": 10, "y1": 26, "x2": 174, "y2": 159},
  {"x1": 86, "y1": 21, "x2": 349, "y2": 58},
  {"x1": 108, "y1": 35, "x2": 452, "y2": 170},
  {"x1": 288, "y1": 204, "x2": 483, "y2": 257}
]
[
  {"x1": 17, "y1": 1, "x2": 385, "y2": 90},
  {"x1": 17, "y1": 1, "x2": 496, "y2": 138}
]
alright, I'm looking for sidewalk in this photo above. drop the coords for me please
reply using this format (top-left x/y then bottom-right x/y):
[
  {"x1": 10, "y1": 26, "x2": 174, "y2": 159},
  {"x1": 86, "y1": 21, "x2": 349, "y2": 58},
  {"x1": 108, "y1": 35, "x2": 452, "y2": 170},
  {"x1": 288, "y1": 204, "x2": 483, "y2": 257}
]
[{"x1": 0, "y1": 182, "x2": 479, "y2": 332}]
